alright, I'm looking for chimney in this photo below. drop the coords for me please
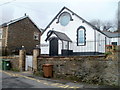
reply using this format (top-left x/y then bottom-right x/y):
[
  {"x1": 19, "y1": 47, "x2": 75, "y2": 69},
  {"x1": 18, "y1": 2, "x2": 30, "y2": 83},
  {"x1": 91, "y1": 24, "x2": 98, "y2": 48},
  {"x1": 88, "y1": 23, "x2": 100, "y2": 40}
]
[
  {"x1": 24, "y1": 13, "x2": 26, "y2": 16},
  {"x1": 118, "y1": 1, "x2": 120, "y2": 31}
]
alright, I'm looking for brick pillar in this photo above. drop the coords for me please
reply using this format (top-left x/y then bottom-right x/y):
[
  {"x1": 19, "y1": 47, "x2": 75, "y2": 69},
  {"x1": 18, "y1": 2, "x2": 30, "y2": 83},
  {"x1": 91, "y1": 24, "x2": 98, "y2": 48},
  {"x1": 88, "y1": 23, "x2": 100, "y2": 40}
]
[
  {"x1": 33, "y1": 48, "x2": 40, "y2": 73},
  {"x1": 19, "y1": 49, "x2": 26, "y2": 72}
]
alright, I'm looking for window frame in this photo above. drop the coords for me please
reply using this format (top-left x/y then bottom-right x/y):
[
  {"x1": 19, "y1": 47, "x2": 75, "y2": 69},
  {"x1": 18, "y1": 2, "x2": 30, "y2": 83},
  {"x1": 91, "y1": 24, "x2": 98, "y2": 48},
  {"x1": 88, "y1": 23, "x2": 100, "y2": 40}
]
[{"x1": 77, "y1": 26, "x2": 86, "y2": 46}]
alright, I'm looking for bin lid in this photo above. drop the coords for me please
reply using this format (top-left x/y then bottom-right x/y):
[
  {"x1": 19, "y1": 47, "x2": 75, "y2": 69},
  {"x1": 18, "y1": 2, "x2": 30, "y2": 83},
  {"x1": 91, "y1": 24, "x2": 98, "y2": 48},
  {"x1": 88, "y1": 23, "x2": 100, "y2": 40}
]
[
  {"x1": 1, "y1": 59, "x2": 11, "y2": 61},
  {"x1": 3, "y1": 59, "x2": 11, "y2": 61},
  {"x1": 43, "y1": 64, "x2": 53, "y2": 66}
]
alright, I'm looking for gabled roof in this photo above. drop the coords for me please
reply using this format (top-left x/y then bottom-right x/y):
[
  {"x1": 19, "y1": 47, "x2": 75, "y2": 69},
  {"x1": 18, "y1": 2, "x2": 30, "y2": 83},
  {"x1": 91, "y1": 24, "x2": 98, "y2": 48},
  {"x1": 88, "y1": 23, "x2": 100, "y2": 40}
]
[
  {"x1": 0, "y1": 15, "x2": 41, "y2": 32},
  {"x1": 42, "y1": 6, "x2": 108, "y2": 37},
  {"x1": 45, "y1": 30, "x2": 72, "y2": 42},
  {"x1": 102, "y1": 31, "x2": 120, "y2": 38},
  {"x1": 0, "y1": 16, "x2": 28, "y2": 27}
]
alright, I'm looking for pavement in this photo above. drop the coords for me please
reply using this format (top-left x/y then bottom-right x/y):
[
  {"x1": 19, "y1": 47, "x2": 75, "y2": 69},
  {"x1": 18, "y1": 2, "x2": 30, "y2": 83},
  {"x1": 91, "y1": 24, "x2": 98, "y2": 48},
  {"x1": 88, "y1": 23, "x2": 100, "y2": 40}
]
[{"x1": 0, "y1": 70, "x2": 119, "y2": 89}]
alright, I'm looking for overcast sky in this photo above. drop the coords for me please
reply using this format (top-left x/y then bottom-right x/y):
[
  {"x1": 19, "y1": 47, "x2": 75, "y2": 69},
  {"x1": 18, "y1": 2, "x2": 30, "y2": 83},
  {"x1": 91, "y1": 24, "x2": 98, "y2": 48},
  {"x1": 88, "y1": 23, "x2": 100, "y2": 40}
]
[{"x1": 0, "y1": 0, "x2": 119, "y2": 29}]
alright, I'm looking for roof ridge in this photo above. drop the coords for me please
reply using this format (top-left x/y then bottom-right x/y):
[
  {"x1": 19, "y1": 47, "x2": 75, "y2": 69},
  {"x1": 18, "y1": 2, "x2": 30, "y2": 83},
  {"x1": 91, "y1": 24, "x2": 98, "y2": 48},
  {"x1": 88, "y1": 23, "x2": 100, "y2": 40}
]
[
  {"x1": 0, "y1": 15, "x2": 41, "y2": 32},
  {"x1": 7, "y1": 15, "x2": 29, "y2": 25},
  {"x1": 0, "y1": 15, "x2": 29, "y2": 27}
]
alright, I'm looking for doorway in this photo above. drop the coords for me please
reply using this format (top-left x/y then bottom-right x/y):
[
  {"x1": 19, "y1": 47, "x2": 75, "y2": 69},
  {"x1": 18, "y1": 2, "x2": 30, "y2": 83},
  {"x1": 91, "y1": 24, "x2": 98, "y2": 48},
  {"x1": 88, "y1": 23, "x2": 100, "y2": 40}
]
[
  {"x1": 49, "y1": 37, "x2": 58, "y2": 56},
  {"x1": 25, "y1": 55, "x2": 33, "y2": 71}
]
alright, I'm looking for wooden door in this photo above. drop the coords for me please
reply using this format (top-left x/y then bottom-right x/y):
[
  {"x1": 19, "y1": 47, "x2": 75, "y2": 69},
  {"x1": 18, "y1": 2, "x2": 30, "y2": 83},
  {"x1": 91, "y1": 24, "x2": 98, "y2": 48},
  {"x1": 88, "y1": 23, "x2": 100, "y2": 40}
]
[{"x1": 49, "y1": 37, "x2": 58, "y2": 56}]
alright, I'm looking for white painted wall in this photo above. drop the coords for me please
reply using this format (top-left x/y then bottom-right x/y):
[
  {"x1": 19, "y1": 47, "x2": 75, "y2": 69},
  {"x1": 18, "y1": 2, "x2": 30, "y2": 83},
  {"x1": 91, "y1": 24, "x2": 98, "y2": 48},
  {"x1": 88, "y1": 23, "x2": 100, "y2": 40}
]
[
  {"x1": 41, "y1": 9, "x2": 108, "y2": 54},
  {"x1": 111, "y1": 37, "x2": 120, "y2": 45},
  {"x1": 95, "y1": 31, "x2": 106, "y2": 53}
]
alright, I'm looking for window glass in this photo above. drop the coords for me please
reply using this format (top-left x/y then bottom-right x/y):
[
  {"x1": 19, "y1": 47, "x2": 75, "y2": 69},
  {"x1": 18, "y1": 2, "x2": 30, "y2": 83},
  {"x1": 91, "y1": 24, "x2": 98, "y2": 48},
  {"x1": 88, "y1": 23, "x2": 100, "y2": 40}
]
[
  {"x1": 112, "y1": 42, "x2": 117, "y2": 45},
  {"x1": 59, "y1": 12, "x2": 71, "y2": 26},
  {"x1": 77, "y1": 27, "x2": 86, "y2": 45},
  {"x1": 78, "y1": 30, "x2": 85, "y2": 43}
]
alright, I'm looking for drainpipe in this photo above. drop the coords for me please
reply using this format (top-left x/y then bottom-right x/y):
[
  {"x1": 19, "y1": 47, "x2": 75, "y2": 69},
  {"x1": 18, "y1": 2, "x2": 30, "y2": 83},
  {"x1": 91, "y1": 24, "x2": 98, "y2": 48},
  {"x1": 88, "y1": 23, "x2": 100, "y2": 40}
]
[
  {"x1": 62, "y1": 41, "x2": 63, "y2": 54},
  {"x1": 94, "y1": 29, "x2": 96, "y2": 55}
]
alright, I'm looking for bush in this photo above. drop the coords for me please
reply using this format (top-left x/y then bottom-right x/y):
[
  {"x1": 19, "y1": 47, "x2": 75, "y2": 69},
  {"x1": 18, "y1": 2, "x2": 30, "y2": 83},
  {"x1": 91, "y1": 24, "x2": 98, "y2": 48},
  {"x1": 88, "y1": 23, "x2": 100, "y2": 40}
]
[
  {"x1": 105, "y1": 51, "x2": 112, "y2": 56},
  {"x1": 10, "y1": 68, "x2": 19, "y2": 72}
]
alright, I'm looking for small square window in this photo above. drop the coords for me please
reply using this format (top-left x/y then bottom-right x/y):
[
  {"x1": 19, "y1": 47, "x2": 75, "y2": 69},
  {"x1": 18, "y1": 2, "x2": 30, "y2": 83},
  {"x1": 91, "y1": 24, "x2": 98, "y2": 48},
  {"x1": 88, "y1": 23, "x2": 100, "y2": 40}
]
[
  {"x1": 112, "y1": 42, "x2": 117, "y2": 45},
  {"x1": 34, "y1": 32, "x2": 39, "y2": 40}
]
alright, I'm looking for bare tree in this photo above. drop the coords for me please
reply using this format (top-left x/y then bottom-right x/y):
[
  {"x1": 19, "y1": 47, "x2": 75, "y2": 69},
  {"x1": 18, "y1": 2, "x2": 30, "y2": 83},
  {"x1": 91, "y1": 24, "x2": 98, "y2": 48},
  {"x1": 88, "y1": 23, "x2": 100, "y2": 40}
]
[
  {"x1": 90, "y1": 19, "x2": 116, "y2": 31},
  {"x1": 102, "y1": 22, "x2": 113, "y2": 31},
  {"x1": 90, "y1": 19, "x2": 101, "y2": 30}
]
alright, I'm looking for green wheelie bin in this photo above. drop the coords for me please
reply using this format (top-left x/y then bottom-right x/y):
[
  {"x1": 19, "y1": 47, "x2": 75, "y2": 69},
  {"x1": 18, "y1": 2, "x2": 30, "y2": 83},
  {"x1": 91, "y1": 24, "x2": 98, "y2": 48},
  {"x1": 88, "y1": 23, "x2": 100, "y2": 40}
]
[{"x1": 2, "y1": 59, "x2": 11, "y2": 70}]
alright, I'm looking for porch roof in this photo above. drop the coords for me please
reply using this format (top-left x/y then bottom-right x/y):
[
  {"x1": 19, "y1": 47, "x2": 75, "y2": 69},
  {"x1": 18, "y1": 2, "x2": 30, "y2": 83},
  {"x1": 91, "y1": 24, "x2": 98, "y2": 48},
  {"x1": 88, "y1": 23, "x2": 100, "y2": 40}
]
[{"x1": 45, "y1": 30, "x2": 72, "y2": 42}]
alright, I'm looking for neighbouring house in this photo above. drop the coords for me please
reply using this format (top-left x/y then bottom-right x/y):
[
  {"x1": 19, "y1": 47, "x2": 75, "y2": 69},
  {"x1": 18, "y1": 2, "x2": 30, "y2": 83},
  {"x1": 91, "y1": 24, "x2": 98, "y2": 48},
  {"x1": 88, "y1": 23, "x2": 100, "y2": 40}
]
[
  {"x1": 0, "y1": 15, "x2": 41, "y2": 55},
  {"x1": 102, "y1": 31, "x2": 120, "y2": 46},
  {"x1": 41, "y1": 7, "x2": 112, "y2": 56}
]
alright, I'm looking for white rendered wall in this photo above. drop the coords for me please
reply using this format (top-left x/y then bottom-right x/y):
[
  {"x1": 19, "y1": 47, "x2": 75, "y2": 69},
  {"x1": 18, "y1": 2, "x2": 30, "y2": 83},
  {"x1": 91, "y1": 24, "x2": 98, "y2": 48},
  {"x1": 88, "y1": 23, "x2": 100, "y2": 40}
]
[
  {"x1": 41, "y1": 9, "x2": 107, "y2": 54},
  {"x1": 111, "y1": 37, "x2": 120, "y2": 45}
]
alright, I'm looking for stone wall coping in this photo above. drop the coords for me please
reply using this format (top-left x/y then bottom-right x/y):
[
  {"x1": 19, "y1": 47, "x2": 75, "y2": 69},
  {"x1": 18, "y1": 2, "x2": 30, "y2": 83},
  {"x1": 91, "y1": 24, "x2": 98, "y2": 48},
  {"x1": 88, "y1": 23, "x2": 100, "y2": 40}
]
[
  {"x1": 39, "y1": 55, "x2": 106, "y2": 58},
  {"x1": 0, "y1": 56, "x2": 19, "y2": 59},
  {"x1": 37, "y1": 56, "x2": 118, "y2": 61}
]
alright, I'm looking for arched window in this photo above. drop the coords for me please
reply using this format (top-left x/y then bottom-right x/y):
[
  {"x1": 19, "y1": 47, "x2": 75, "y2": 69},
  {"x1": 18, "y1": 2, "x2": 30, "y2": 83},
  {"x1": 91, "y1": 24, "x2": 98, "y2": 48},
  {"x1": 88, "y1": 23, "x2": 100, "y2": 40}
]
[{"x1": 77, "y1": 26, "x2": 86, "y2": 46}]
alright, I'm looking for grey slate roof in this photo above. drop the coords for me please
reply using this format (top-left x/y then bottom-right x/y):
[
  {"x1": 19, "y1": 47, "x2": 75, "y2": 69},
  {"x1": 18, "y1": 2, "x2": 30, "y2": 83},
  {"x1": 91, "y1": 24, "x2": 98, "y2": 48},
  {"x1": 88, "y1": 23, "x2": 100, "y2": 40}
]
[
  {"x1": 0, "y1": 15, "x2": 42, "y2": 32},
  {"x1": 0, "y1": 16, "x2": 28, "y2": 28},
  {"x1": 102, "y1": 31, "x2": 120, "y2": 38},
  {"x1": 45, "y1": 30, "x2": 72, "y2": 42}
]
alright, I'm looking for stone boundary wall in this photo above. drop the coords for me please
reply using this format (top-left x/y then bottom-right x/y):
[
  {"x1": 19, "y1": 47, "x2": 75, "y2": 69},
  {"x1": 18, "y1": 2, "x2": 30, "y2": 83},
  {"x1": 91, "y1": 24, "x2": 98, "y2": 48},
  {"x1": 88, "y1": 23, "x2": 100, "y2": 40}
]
[
  {"x1": 38, "y1": 56, "x2": 119, "y2": 86},
  {"x1": 10, "y1": 57, "x2": 19, "y2": 70}
]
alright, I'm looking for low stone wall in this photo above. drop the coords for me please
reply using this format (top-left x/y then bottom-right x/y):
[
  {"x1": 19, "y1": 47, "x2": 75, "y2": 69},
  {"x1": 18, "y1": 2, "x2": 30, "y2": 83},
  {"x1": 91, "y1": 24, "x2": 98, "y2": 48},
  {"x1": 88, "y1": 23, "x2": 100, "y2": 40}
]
[
  {"x1": 38, "y1": 56, "x2": 119, "y2": 86},
  {"x1": 10, "y1": 57, "x2": 19, "y2": 71}
]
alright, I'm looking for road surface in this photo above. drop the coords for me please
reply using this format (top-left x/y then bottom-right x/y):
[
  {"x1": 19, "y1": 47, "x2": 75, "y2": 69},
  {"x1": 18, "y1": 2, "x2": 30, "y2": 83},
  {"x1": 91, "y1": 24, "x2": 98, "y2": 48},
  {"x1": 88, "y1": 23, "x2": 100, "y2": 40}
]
[
  {"x1": 0, "y1": 70, "x2": 118, "y2": 90},
  {"x1": 1, "y1": 70, "x2": 82, "y2": 89}
]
